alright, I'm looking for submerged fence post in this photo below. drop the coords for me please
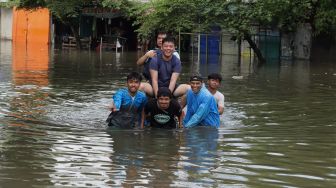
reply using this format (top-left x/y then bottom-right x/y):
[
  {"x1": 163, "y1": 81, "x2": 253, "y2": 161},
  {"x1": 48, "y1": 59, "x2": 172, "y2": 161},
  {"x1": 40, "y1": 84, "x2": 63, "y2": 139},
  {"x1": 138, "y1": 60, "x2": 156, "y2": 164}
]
[
  {"x1": 206, "y1": 34, "x2": 208, "y2": 64},
  {"x1": 178, "y1": 29, "x2": 181, "y2": 54},
  {"x1": 198, "y1": 33, "x2": 200, "y2": 63},
  {"x1": 115, "y1": 39, "x2": 118, "y2": 53},
  {"x1": 238, "y1": 38, "x2": 241, "y2": 67},
  {"x1": 100, "y1": 37, "x2": 102, "y2": 53}
]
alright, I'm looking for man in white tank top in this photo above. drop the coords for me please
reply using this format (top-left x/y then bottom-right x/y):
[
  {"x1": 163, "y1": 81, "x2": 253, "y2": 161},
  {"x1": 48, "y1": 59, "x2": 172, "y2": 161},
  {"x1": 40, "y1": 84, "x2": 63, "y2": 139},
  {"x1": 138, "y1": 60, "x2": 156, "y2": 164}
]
[{"x1": 207, "y1": 73, "x2": 225, "y2": 115}]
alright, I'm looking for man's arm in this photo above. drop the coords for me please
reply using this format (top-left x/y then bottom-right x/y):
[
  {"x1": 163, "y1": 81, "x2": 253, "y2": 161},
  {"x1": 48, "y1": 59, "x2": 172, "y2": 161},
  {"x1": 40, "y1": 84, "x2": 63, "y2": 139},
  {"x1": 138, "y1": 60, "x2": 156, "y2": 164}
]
[
  {"x1": 112, "y1": 90, "x2": 123, "y2": 111},
  {"x1": 218, "y1": 106, "x2": 224, "y2": 115},
  {"x1": 150, "y1": 69, "x2": 159, "y2": 98},
  {"x1": 108, "y1": 99, "x2": 116, "y2": 112},
  {"x1": 217, "y1": 92, "x2": 225, "y2": 115},
  {"x1": 168, "y1": 72, "x2": 180, "y2": 93},
  {"x1": 178, "y1": 111, "x2": 184, "y2": 128},
  {"x1": 179, "y1": 94, "x2": 187, "y2": 109},
  {"x1": 138, "y1": 95, "x2": 148, "y2": 128},
  {"x1": 184, "y1": 98, "x2": 212, "y2": 128},
  {"x1": 172, "y1": 99, "x2": 183, "y2": 128},
  {"x1": 140, "y1": 108, "x2": 145, "y2": 129},
  {"x1": 136, "y1": 50, "x2": 156, "y2": 65}
]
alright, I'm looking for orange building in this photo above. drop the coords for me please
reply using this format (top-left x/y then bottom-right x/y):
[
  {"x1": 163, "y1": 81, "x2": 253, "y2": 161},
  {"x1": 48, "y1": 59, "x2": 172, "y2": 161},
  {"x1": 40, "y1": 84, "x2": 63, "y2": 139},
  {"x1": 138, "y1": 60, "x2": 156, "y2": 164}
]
[
  {"x1": 11, "y1": 7, "x2": 50, "y2": 86},
  {"x1": 12, "y1": 7, "x2": 50, "y2": 44}
]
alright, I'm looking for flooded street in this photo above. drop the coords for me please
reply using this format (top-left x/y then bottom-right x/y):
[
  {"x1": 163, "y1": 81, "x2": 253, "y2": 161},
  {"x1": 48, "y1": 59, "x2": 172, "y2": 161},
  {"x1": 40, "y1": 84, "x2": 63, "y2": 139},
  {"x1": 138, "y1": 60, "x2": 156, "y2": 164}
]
[{"x1": 0, "y1": 40, "x2": 335, "y2": 187}]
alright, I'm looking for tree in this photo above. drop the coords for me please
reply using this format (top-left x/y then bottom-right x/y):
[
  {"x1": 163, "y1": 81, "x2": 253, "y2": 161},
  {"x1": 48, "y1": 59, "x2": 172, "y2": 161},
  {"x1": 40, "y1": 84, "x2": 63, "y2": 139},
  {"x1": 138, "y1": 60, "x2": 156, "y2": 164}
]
[
  {"x1": 313, "y1": 0, "x2": 336, "y2": 37},
  {"x1": 10, "y1": 0, "x2": 336, "y2": 57},
  {"x1": 132, "y1": 0, "x2": 336, "y2": 64},
  {"x1": 131, "y1": 0, "x2": 271, "y2": 63}
]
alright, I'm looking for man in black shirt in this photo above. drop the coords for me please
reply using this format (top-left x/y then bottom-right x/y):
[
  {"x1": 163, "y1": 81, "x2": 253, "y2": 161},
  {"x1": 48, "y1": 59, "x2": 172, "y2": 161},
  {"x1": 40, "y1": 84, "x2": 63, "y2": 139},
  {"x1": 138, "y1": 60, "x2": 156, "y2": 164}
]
[{"x1": 141, "y1": 87, "x2": 182, "y2": 129}]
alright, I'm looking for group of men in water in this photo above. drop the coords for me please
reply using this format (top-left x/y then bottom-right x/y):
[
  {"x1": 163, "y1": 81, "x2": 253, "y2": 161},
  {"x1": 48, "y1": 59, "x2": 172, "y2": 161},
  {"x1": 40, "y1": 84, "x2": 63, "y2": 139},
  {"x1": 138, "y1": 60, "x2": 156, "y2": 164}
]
[{"x1": 106, "y1": 32, "x2": 225, "y2": 129}]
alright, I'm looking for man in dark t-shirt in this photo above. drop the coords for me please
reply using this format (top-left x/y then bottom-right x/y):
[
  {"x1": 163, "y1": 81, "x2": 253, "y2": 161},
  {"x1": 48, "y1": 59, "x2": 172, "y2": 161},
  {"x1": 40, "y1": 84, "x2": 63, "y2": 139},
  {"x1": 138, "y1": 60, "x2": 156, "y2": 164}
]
[{"x1": 142, "y1": 87, "x2": 182, "y2": 129}]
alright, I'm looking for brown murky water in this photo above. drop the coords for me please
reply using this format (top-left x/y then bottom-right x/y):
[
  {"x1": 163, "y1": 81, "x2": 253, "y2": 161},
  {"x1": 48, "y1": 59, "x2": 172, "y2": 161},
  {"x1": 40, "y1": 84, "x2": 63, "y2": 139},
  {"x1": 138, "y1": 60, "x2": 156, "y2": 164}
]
[{"x1": 0, "y1": 40, "x2": 335, "y2": 187}]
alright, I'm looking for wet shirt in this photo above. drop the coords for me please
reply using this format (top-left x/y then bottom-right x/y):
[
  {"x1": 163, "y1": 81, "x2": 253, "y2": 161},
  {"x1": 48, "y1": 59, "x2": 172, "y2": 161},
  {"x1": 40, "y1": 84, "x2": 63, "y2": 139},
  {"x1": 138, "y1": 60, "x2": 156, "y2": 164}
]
[
  {"x1": 144, "y1": 98, "x2": 182, "y2": 129},
  {"x1": 213, "y1": 91, "x2": 225, "y2": 108},
  {"x1": 143, "y1": 49, "x2": 180, "y2": 81},
  {"x1": 149, "y1": 54, "x2": 182, "y2": 87},
  {"x1": 108, "y1": 88, "x2": 147, "y2": 128},
  {"x1": 183, "y1": 86, "x2": 220, "y2": 128}
]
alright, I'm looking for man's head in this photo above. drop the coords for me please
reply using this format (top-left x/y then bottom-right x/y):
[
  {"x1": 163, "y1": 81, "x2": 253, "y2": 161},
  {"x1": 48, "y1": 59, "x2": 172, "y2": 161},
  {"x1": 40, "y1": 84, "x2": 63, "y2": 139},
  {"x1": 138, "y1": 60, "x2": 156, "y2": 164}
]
[
  {"x1": 189, "y1": 75, "x2": 203, "y2": 93},
  {"x1": 207, "y1": 73, "x2": 222, "y2": 91},
  {"x1": 126, "y1": 72, "x2": 142, "y2": 94},
  {"x1": 156, "y1": 31, "x2": 167, "y2": 48},
  {"x1": 157, "y1": 87, "x2": 172, "y2": 110},
  {"x1": 161, "y1": 36, "x2": 176, "y2": 59}
]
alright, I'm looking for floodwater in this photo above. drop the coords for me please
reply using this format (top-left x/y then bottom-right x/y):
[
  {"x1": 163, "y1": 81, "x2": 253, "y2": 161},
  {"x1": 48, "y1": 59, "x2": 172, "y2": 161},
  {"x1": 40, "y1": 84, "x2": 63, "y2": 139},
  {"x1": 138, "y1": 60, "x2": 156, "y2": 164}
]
[{"x1": 0, "y1": 40, "x2": 335, "y2": 187}]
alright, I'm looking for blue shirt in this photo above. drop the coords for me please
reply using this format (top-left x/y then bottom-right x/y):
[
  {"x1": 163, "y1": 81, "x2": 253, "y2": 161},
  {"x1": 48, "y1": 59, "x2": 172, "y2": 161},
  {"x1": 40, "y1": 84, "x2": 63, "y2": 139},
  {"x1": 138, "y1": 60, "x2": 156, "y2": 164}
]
[
  {"x1": 149, "y1": 54, "x2": 182, "y2": 87},
  {"x1": 183, "y1": 86, "x2": 220, "y2": 128},
  {"x1": 113, "y1": 88, "x2": 148, "y2": 126}
]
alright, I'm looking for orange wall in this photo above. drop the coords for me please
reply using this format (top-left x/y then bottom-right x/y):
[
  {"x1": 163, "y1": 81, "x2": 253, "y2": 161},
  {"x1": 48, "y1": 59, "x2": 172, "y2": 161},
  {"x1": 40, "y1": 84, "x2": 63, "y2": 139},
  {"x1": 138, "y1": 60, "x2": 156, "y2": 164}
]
[{"x1": 12, "y1": 7, "x2": 50, "y2": 44}]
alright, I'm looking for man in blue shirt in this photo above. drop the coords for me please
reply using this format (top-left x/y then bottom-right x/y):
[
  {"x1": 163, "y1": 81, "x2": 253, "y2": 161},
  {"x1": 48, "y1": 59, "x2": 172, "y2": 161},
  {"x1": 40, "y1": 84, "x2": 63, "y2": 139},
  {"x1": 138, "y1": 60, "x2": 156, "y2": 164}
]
[
  {"x1": 106, "y1": 72, "x2": 147, "y2": 128},
  {"x1": 183, "y1": 75, "x2": 220, "y2": 128}
]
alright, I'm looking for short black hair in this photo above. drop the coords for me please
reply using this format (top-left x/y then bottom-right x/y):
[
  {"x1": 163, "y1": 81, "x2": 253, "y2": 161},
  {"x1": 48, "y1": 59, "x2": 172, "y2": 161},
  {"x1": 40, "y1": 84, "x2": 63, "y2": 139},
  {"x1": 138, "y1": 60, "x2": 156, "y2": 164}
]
[
  {"x1": 157, "y1": 87, "x2": 172, "y2": 98},
  {"x1": 162, "y1": 36, "x2": 175, "y2": 45},
  {"x1": 157, "y1": 31, "x2": 167, "y2": 36},
  {"x1": 208, "y1": 73, "x2": 222, "y2": 82},
  {"x1": 127, "y1": 72, "x2": 142, "y2": 82}
]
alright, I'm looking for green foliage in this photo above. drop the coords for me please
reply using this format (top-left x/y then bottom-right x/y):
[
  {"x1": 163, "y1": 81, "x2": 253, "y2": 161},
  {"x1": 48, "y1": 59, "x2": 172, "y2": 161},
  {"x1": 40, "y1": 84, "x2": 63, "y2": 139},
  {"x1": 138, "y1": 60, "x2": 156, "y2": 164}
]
[
  {"x1": 102, "y1": 0, "x2": 143, "y2": 22},
  {"x1": 1, "y1": 0, "x2": 19, "y2": 8},
  {"x1": 47, "y1": 1, "x2": 89, "y2": 23},
  {"x1": 12, "y1": 0, "x2": 127, "y2": 24},
  {"x1": 314, "y1": 0, "x2": 336, "y2": 35},
  {"x1": 11, "y1": 0, "x2": 336, "y2": 39},
  {"x1": 132, "y1": 0, "x2": 336, "y2": 39}
]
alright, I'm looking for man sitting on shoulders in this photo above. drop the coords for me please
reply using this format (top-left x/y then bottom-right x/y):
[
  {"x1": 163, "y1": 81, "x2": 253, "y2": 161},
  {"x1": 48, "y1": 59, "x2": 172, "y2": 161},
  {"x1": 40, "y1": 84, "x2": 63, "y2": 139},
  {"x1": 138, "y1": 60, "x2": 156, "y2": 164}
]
[
  {"x1": 139, "y1": 36, "x2": 188, "y2": 98},
  {"x1": 183, "y1": 75, "x2": 220, "y2": 128},
  {"x1": 142, "y1": 87, "x2": 182, "y2": 129},
  {"x1": 136, "y1": 32, "x2": 180, "y2": 82}
]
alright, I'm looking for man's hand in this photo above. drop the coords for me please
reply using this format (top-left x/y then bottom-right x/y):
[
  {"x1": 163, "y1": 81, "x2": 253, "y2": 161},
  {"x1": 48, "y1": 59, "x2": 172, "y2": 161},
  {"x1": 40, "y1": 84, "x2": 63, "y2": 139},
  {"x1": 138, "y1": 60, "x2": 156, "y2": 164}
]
[
  {"x1": 145, "y1": 50, "x2": 156, "y2": 58},
  {"x1": 178, "y1": 122, "x2": 184, "y2": 129},
  {"x1": 108, "y1": 104, "x2": 118, "y2": 112}
]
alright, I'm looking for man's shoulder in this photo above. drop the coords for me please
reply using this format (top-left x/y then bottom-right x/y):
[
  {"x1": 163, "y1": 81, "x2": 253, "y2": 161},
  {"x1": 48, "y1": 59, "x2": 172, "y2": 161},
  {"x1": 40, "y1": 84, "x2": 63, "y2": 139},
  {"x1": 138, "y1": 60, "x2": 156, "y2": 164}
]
[
  {"x1": 136, "y1": 90, "x2": 147, "y2": 98},
  {"x1": 186, "y1": 88, "x2": 193, "y2": 96},
  {"x1": 115, "y1": 88, "x2": 128, "y2": 94},
  {"x1": 173, "y1": 51, "x2": 180, "y2": 60},
  {"x1": 214, "y1": 91, "x2": 224, "y2": 98},
  {"x1": 170, "y1": 99, "x2": 181, "y2": 108},
  {"x1": 201, "y1": 87, "x2": 215, "y2": 99},
  {"x1": 148, "y1": 98, "x2": 157, "y2": 104},
  {"x1": 145, "y1": 98, "x2": 157, "y2": 109},
  {"x1": 154, "y1": 48, "x2": 162, "y2": 53},
  {"x1": 149, "y1": 56, "x2": 160, "y2": 69},
  {"x1": 149, "y1": 55, "x2": 159, "y2": 62},
  {"x1": 172, "y1": 55, "x2": 181, "y2": 64}
]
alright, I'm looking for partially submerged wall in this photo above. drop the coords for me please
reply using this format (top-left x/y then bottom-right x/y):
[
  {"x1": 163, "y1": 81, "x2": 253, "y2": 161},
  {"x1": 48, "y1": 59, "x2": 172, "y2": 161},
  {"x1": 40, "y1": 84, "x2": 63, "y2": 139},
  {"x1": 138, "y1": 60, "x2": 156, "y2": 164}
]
[
  {"x1": 293, "y1": 24, "x2": 312, "y2": 60},
  {"x1": 12, "y1": 7, "x2": 50, "y2": 44},
  {"x1": 0, "y1": 7, "x2": 13, "y2": 40}
]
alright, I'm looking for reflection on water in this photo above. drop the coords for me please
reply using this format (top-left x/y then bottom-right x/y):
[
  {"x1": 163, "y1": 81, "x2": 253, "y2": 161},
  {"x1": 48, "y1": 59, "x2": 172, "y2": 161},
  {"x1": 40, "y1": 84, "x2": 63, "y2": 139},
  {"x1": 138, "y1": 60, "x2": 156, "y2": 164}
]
[
  {"x1": 0, "y1": 40, "x2": 335, "y2": 187},
  {"x1": 10, "y1": 42, "x2": 50, "y2": 123}
]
